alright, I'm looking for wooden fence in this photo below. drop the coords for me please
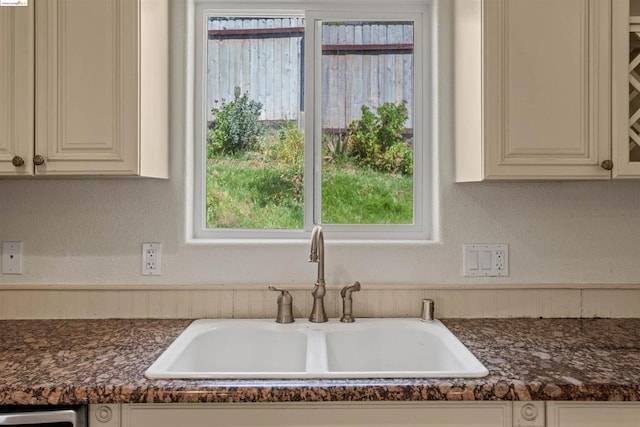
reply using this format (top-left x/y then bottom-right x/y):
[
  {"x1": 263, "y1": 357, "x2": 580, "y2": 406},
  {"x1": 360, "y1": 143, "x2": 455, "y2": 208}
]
[{"x1": 207, "y1": 18, "x2": 414, "y2": 130}]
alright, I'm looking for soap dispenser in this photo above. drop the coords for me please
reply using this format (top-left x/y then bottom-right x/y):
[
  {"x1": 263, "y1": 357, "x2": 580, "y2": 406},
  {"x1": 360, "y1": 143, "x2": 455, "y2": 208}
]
[{"x1": 269, "y1": 286, "x2": 294, "y2": 323}]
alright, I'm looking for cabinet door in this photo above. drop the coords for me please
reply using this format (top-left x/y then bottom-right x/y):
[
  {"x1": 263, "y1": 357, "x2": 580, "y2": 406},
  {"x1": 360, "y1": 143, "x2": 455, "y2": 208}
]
[
  {"x1": 482, "y1": 0, "x2": 611, "y2": 180},
  {"x1": 484, "y1": 0, "x2": 611, "y2": 179},
  {"x1": 34, "y1": 0, "x2": 140, "y2": 176},
  {"x1": 547, "y1": 402, "x2": 640, "y2": 427},
  {"x1": 0, "y1": 4, "x2": 34, "y2": 176},
  {"x1": 612, "y1": 0, "x2": 640, "y2": 178},
  {"x1": 121, "y1": 402, "x2": 512, "y2": 427}
]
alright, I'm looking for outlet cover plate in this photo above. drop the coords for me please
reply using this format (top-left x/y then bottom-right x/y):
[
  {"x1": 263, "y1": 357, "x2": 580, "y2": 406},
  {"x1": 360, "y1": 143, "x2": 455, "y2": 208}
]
[
  {"x1": 463, "y1": 244, "x2": 508, "y2": 277},
  {"x1": 2, "y1": 241, "x2": 23, "y2": 275},
  {"x1": 142, "y1": 243, "x2": 162, "y2": 276}
]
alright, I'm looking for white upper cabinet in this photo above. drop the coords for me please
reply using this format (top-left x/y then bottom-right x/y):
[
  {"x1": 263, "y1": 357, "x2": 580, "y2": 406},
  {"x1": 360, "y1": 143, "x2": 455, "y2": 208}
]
[
  {"x1": 455, "y1": 0, "x2": 612, "y2": 181},
  {"x1": 0, "y1": 5, "x2": 33, "y2": 176},
  {"x1": 0, "y1": 0, "x2": 168, "y2": 177}
]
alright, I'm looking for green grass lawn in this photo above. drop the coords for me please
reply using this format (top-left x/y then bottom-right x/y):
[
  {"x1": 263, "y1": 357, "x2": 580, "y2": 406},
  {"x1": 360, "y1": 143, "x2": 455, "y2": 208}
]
[
  {"x1": 206, "y1": 160, "x2": 412, "y2": 229},
  {"x1": 322, "y1": 167, "x2": 413, "y2": 224}
]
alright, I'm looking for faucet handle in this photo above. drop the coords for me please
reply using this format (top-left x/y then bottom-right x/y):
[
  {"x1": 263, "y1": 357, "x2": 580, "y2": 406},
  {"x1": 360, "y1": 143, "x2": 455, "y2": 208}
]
[{"x1": 269, "y1": 286, "x2": 294, "y2": 324}]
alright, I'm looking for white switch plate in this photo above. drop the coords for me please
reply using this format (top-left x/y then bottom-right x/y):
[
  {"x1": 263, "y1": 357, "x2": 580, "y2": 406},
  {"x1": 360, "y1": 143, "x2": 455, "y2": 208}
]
[
  {"x1": 463, "y1": 244, "x2": 508, "y2": 277},
  {"x1": 2, "y1": 241, "x2": 23, "y2": 275},
  {"x1": 142, "y1": 243, "x2": 162, "y2": 276}
]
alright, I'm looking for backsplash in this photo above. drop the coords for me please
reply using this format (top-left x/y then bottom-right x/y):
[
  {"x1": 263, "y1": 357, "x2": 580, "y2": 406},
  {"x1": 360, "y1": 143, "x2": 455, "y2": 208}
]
[{"x1": 0, "y1": 284, "x2": 638, "y2": 319}]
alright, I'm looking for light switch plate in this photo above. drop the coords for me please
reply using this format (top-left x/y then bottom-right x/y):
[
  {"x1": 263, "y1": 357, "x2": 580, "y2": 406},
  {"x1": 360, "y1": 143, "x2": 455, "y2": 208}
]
[
  {"x1": 2, "y1": 241, "x2": 23, "y2": 275},
  {"x1": 463, "y1": 244, "x2": 508, "y2": 277}
]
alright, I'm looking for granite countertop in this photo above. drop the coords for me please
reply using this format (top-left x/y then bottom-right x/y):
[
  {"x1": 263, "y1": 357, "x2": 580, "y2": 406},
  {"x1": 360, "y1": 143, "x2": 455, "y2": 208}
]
[{"x1": 1, "y1": 318, "x2": 640, "y2": 405}]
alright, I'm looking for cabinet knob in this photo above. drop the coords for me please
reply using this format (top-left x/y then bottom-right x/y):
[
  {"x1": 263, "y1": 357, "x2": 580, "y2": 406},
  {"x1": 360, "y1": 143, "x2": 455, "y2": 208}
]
[
  {"x1": 33, "y1": 155, "x2": 45, "y2": 166},
  {"x1": 601, "y1": 160, "x2": 613, "y2": 170},
  {"x1": 11, "y1": 156, "x2": 25, "y2": 167}
]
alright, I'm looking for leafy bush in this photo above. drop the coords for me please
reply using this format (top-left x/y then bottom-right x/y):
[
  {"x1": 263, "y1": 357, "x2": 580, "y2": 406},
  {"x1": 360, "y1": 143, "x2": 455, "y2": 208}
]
[
  {"x1": 264, "y1": 121, "x2": 304, "y2": 203},
  {"x1": 265, "y1": 121, "x2": 304, "y2": 169},
  {"x1": 209, "y1": 87, "x2": 263, "y2": 156},
  {"x1": 347, "y1": 105, "x2": 379, "y2": 163},
  {"x1": 377, "y1": 103, "x2": 409, "y2": 151},
  {"x1": 346, "y1": 102, "x2": 413, "y2": 175},
  {"x1": 383, "y1": 140, "x2": 413, "y2": 175}
]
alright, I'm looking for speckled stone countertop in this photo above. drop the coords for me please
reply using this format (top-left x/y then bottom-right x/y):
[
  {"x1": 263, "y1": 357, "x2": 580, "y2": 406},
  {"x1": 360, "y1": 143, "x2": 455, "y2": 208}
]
[{"x1": 1, "y1": 318, "x2": 640, "y2": 405}]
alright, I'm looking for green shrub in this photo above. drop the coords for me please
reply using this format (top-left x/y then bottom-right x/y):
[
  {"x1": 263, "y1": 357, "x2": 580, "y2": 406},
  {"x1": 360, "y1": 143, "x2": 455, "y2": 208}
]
[
  {"x1": 322, "y1": 132, "x2": 349, "y2": 165},
  {"x1": 265, "y1": 121, "x2": 304, "y2": 170},
  {"x1": 383, "y1": 141, "x2": 413, "y2": 175},
  {"x1": 209, "y1": 87, "x2": 263, "y2": 156},
  {"x1": 346, "y1": 102, "x2": 413, "y2": 175},
  {"x1": 377, "y1": 102, "x2": 408, "y2": 151},
  {"x1": 253, "y1": 120, "x2": 305, "y2": 205},
  {"x1": 347, "y1": 105, "x2": 379, "y2": 164}
]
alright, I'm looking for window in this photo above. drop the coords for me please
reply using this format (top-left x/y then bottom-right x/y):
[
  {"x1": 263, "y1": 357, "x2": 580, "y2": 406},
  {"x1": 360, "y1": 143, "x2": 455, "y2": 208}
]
[{"x1": 192, "y1": 1, "x2": 433, "y2": 240}]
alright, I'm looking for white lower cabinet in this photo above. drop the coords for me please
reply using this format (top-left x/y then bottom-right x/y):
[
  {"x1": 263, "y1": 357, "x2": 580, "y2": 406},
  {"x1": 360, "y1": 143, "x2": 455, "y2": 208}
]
[
  {"x1": 114, "y1": 402, "x2": 513, "y2": 427},
  {"x1": 546, "y1": 402, "x2": 640, "y2": 427},
  {"x1": 88, "y1": 401, "x2": 640, "y2": 427}
]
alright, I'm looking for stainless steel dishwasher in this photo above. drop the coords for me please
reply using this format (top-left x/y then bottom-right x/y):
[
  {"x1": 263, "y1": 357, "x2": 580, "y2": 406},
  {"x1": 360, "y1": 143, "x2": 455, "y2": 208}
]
[{"x1": 0, "y1": 405, "x2": 87, "y2": 427}]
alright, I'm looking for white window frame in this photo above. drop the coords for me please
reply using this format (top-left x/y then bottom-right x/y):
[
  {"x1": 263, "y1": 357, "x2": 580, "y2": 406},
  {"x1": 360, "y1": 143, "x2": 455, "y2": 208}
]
[{"x1": 190, "y1": 0, "x2": 435, "y2": 242}]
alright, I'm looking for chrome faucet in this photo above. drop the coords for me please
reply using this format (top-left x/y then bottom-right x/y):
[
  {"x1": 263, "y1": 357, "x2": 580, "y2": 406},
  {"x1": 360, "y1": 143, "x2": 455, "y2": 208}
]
[
  {"x1": 308, "y1": 225, "x2": 328, "y2": 322},
  {"x1": 340, "y1": 281, "x2": 361, "y2": 323}
]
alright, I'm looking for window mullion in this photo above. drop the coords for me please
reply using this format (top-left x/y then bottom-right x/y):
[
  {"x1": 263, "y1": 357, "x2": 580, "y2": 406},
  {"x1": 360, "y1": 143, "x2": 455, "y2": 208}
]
[
  {"x1": 304, "y1": 13, "x2": 322, "y2": 229},
  {"x1": 313, "y1": 17, "x2": 325, "y2": 225}
]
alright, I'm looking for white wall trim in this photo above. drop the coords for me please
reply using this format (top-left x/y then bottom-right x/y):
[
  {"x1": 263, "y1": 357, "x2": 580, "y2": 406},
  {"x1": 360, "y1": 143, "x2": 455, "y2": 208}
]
[
  {"x1": 1, "y1": 284, "x2": 639, "y2": 319},
  {"x1": 0, "y1": 283, "x2": 637, "y2": 291}
]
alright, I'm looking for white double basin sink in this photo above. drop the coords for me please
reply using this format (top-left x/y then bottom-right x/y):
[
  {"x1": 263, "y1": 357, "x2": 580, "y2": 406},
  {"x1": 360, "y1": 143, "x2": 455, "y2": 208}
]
[{"x1": 145, "y1": 318, "x2": 488, "y2": 380}]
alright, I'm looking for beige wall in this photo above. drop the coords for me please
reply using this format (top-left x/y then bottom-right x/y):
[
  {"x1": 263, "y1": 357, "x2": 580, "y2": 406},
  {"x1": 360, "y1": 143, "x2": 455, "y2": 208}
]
[{"x1": 0, "y1": 1, "x2": 639, "y2": 318}]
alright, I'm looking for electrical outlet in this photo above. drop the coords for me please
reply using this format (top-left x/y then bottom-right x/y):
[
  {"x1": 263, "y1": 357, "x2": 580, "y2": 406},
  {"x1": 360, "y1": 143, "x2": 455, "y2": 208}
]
[
  {"x1": 463, "y1": 244, "x2": 509, "y2": 277},
  {"x1": 2, "y1": 241, "x2": 23, "y2": 275},
  {"x1": 142, "y1": 243, "x2": 162, "y2": 276},
  {"x1": 495, "y1": 250, "x2": 506, "y2": 272}
]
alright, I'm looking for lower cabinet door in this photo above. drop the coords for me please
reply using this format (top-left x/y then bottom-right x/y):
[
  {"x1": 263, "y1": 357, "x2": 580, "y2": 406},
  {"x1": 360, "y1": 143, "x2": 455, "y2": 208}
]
[
  {"x1": 547, "y1": 402, "x2": 640, "y2": 427},
  {"x1": 120, "y1": 402, "x2": 512, "y2": 427}
]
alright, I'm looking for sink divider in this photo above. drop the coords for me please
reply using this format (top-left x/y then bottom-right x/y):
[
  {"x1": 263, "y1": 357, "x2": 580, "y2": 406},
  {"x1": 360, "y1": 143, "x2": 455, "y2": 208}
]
[{"x1": 305, "y1": 330, "x2": 328, "y2": 374}]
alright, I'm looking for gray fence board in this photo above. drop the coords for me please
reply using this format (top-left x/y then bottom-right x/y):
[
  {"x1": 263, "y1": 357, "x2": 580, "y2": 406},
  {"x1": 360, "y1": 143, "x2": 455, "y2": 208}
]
[{"x1": 207, "y1": 18, "x2": 414, "y2": 130}]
